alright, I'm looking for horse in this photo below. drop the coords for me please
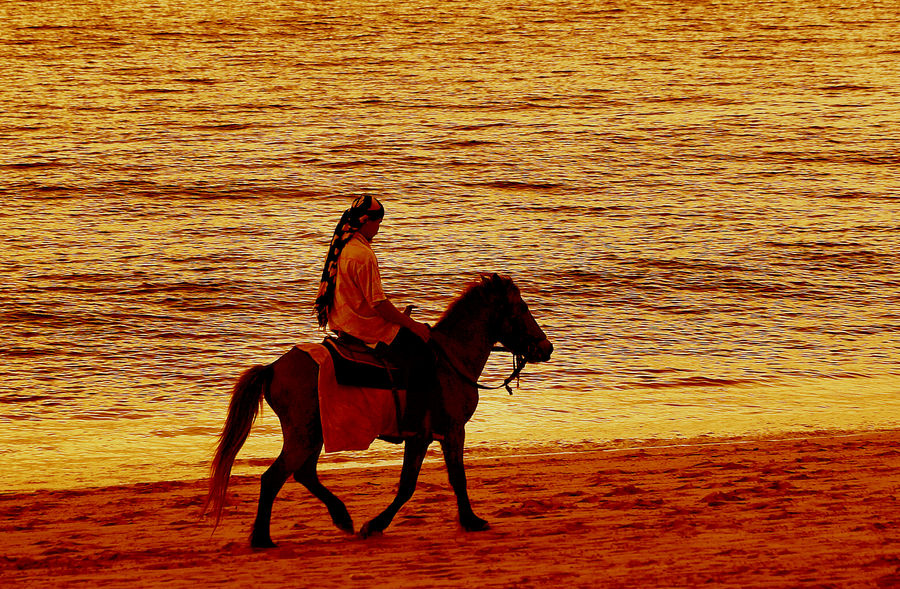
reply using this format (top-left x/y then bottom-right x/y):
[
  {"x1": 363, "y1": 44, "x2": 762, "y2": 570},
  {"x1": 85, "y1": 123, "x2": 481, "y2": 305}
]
[{"x1": 204, "y1": 273, "x2": 553, "y2": 547}]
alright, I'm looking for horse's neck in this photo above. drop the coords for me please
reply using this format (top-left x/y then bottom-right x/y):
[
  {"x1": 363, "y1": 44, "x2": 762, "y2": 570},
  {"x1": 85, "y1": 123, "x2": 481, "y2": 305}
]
[{"x1": 433, "y1": 304, "x2": 495, "y2": 380}]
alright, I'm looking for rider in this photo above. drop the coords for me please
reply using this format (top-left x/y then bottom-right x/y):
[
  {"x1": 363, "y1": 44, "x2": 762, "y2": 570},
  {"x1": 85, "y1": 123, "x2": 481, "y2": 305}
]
[{"x1": 314, "y1": 195, "x2": 442, "y2": 436}]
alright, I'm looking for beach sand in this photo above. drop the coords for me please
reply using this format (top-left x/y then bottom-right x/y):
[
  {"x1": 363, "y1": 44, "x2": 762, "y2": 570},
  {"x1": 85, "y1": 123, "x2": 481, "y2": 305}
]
[{"x1": 3, "y1": 430, "x2": 900, "y2": 588}]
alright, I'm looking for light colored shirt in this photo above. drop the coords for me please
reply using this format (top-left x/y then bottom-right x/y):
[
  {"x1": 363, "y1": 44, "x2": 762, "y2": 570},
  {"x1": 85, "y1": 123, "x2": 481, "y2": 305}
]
[{"x1": 328, "y1": 233, "x2": 401, "y2": 346}]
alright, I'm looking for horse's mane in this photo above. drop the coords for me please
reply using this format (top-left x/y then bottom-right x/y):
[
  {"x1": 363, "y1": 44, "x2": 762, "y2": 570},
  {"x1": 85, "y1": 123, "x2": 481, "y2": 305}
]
[{"x1": 435, "y1": 274, "x2": 514, "y2": 330}]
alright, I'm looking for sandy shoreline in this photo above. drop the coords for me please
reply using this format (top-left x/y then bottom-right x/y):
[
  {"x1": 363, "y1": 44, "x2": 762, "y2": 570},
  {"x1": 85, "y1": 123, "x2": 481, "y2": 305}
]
[{"x1": 4, "y1": 430, "x2": 900, "y2": 588}]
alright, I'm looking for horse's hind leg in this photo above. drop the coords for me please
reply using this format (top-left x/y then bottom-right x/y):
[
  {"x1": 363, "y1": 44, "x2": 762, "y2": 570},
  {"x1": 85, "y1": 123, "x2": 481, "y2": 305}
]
[
  {"x1": 293, "y1": 448, "x2": 354, "y2": 534},
  {"x1": 359, "y1": 437, "x2": 429, "y2": 538},
  {"x1": 250, "y1": 452, "x2": 292, "y2": 548}
]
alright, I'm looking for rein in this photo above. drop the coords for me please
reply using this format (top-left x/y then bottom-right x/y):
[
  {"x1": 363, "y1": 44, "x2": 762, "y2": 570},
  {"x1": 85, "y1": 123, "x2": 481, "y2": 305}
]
[{"x1": 433, "y1": 340, "x2": 528, "y2": 395}]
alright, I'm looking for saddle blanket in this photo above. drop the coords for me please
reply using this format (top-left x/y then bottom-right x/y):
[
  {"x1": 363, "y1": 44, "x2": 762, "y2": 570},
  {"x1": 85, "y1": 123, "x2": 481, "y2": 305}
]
[{"x1": 294, "y1": 343, "x2": 406, "y2": 453}]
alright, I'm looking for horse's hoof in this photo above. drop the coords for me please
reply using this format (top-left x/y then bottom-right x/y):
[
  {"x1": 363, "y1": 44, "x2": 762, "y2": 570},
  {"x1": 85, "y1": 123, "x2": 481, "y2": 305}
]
[
  {"x1": 250, "y1": 534, "x2": 277, "y2": 549},
  {"x1": 334, "y1": 517, "x2": 355, "y2": 535},
  {"x1": 358, "y1": 521, "x2": 383, "y2": 539},
  {"x1": 461, "y1": 516, "x2": 490, "y2": 532}
]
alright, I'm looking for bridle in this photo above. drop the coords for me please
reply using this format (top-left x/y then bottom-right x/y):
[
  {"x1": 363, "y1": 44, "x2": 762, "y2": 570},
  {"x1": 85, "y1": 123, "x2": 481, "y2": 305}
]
[
  {"x1": 430, "y1": 275, "x2": 544, "y2": 394},
  {"x1": 432, "y1": 340, "x2": 529, "y2": 396}
]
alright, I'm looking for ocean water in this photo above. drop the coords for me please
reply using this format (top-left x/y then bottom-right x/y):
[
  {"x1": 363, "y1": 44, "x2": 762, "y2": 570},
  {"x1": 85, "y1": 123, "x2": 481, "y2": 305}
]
[{"x1": 1, "y1": 0, "x2": 898, "y2": 491}]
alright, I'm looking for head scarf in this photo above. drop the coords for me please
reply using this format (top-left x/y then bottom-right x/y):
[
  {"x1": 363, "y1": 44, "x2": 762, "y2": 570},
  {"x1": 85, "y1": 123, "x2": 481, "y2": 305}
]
[{"x1": 314, "y1": 195, "x2": 385, "y2": 327}]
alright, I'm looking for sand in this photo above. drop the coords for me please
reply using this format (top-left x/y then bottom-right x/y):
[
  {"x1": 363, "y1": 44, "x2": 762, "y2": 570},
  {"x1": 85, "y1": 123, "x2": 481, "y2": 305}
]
[{"x1": 3, "y1": 430, "x2": 900, "y2": 588}]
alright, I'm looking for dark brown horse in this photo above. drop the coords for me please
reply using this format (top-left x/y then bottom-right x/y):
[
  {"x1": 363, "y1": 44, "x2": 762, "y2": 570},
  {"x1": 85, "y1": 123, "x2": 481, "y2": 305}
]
[{"x1": 205, "y1": 274, "x2": 553, "y2": 547}]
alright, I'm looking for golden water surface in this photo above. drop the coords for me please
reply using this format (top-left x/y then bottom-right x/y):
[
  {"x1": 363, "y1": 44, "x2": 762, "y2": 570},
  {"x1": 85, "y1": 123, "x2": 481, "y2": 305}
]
[{"x1": 1, "y1": 0, "x2": 898, "y2": 490}]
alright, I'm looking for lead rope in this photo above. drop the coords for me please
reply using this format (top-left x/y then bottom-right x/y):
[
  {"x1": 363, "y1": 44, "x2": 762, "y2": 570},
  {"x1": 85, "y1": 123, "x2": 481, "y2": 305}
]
[
  {"x1": 433, "y1": 339, "x2": 528, "y2": 395},
  {"x1": 500, "y1": 350, "x2": 528, "y2": 395}
]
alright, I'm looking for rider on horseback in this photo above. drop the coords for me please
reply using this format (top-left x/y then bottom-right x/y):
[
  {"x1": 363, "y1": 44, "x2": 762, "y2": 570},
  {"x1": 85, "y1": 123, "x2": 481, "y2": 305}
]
[{"x1": 314, "y1": 195, "x2": 441, "y2": 436}]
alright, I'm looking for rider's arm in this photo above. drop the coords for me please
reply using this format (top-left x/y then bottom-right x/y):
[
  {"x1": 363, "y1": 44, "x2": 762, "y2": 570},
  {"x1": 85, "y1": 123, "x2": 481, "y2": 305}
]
[{"x1": 373, "y1": 299, "x2": 431, "y2": 342}]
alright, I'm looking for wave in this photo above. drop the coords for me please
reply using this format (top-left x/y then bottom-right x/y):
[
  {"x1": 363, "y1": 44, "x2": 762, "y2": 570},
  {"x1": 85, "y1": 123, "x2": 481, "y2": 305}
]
[
  {"x1": 129, "y1": 87, "x2": 186, "y2": 94},
  {"x1": 16, "y1": 180, "x2": 329, "y2": 201},
  {"x1": 0, "y1": 309, "x2": 93, "y2": 328},
  {"x1": 766, "y1": 243, "x2": 895, "y2": 268},
  {"x1": 0, "y1": 346, "x2": 58, "y2": 358},
  {"x1": 819, "y1": 84, "x2": 878, "y2": 91},
  {"x1": 458, "y1": 180, "x2": 566, "y2": 191},
  {"x1": 758, "y1": 152, "x2": 900, "y2": 165},
  {"x1": 625, "y1": 376, "x2": 762, "y2": 389},
  {"x1": 793, "y1": 323, "x2": 899, "y2": 336},
  {"x1": 0, "y1": 161, "x2": 71, "y2": 170},
  {"x1": 813, "y1": 191, "x2": 895, "y2": 200},
  {"x1": 319, "y1": 160, "x2": 372, "y2": 169},
  {"x1": 172, "y1": 77, "x2": 219, "y2": 85},
  {"x1": 0, "y1": 393, "x2": 78, "y2": 406},
  {"x1": 536, "y1": 261, "x2": 854, "y2": 304},
  {"x1": 430, "y1": 139, "x2": 497, "y2": 148},
  {"x1": 451, "y1": 122, "x2": 510, "y2": 131},
  {"x1": 522, "y1": 203, "x2": 633, "y2": 216},
  {"x1": 188, "y1": 123, "x2": 254, "y2": 131}
]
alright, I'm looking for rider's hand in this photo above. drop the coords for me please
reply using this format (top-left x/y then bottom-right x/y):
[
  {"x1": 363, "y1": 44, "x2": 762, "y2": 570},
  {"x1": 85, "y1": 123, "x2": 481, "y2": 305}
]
[{"x1": 410, "y1": 321, "x2": 431, "y2": 342}]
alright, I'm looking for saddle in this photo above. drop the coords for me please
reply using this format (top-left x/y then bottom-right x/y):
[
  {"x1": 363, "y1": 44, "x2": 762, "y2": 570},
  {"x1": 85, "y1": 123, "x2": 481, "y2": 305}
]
[
  {"x1": 313, "y1": 334, "x2": 442, "y2": 445},
  {"x1": 322, "y1": 334, "x2": 407, "y2": 391}
]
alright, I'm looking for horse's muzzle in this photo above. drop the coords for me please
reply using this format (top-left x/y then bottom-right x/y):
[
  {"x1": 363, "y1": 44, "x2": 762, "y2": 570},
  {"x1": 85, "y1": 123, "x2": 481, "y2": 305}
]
[{"x1": 527, "y1": 339, "x2": 553, "y2": 363}]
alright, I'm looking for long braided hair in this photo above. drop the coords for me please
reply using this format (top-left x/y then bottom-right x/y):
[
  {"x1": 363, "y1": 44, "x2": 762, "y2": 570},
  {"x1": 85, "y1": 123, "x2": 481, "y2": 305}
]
[{"x1": 314, "y1": 195, "x2": 385, "y2": 327}]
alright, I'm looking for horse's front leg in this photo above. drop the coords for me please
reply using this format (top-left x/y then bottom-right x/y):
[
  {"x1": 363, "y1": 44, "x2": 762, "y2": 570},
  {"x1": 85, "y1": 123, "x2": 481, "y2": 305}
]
[
  {"x1": 359, "y1": 437, "x2": 429, "y2": 538},
  {"x1": 440, "y1": 429, "x2": 489, "y2": 531}
]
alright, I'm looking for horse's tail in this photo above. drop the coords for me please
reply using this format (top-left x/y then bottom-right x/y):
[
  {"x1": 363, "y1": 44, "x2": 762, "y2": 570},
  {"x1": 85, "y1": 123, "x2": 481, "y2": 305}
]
[{"x1": 204, "y1": 363, "x2": 273, "y2": 529}]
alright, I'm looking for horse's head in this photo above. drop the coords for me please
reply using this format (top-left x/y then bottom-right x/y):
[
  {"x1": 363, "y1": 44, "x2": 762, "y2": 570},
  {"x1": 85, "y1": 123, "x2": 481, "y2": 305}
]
[{"x1": 482, "y1": 274, "x2": 553, "y2": 363}]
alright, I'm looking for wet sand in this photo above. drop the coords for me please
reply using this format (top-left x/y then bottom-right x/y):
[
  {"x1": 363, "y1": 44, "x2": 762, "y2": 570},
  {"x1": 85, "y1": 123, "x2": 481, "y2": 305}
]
[{"x1": 3, "y1": 430, "x2": 900, "y2": 588}]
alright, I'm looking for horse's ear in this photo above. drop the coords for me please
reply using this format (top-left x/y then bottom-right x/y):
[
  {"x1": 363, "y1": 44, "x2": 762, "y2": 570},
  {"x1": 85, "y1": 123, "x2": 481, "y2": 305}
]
[
  {"x1": 492, "y1": 273, "x2": 515, "y2": 287},
  {"x1": 483, "y1": 273, "x2": 517, "y2": 299},
  {"x1": 481, "y1": 273, "x2": 502, "y2": 291},
  {"x1": 480, "y1": 273, "x2": 514, "y2": 295}
]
